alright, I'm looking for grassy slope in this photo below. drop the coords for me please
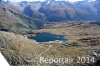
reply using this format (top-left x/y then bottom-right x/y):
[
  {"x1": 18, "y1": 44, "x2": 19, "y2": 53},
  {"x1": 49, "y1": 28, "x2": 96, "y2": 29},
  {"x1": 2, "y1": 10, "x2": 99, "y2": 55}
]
[
  {"x1": 0, "y1": 31, "x2": 93, "y2": 66},
  {"x1": 0, "y1": 21, "x2": 100, "y2": 66},
  {"x1": 0, "y1": 3, "x2": 42, "y2": 34}
]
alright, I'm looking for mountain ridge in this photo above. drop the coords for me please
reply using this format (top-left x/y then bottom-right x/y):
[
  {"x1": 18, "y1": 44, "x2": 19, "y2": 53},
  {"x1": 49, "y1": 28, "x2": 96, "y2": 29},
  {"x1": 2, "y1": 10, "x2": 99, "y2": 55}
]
[
  {"x1": 0, "y1": 1, "x2": 45, "y2": 34},
  {"x1": 14, "y1": 0, "x2": 100, "y2": 22}
]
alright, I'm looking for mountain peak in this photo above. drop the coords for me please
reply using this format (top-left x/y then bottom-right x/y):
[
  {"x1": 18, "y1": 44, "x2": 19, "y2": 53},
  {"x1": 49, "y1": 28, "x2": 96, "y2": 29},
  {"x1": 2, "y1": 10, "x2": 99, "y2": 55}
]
[
  {"x1": 45, "y1": 0, "x2": 55, "y2": 4},
  {"x1": 46, "y1": 0, "x2": 55, "y2": 1},
  {"x1": 0, "y1": 0, "x2": 3, "y2": 3}
]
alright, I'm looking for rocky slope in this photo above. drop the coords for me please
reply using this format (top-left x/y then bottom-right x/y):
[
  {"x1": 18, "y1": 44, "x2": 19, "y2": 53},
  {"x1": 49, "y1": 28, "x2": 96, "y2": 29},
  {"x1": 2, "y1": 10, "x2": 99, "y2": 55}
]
[
  {"x1": 0, "y1": 1, "x2": 45, "y2": 34},
  {"x1": 16, "y1": 0, "x2": 100, "y2": 22}
]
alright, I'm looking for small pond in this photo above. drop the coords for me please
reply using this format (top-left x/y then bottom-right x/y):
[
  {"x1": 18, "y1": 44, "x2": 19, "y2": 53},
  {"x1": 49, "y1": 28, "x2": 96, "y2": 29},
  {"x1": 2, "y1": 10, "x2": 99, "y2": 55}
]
[{"x1": 32, "y1": 32, "x2": 66, "y2": 42}]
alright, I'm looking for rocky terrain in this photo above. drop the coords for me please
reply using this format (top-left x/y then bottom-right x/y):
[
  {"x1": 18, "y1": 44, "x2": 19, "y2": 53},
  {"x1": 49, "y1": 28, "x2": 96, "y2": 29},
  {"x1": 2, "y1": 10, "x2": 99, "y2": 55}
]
[
  {"x1": 0, "y1": 0, "x2": 100, "y2": 66},
  {"x1": 15, "y1": 0, "x2": 100, "y2": 22},
  {"x1": 0, "y1": 1, "x2": 45, "y2": 34}
]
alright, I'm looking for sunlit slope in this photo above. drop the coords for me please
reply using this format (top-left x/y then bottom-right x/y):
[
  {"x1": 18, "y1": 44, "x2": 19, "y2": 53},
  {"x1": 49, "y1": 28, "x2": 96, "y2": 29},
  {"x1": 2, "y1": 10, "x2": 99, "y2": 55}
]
[{"x1": 0, "y1": 2, "x2": 44, "y2": 34}]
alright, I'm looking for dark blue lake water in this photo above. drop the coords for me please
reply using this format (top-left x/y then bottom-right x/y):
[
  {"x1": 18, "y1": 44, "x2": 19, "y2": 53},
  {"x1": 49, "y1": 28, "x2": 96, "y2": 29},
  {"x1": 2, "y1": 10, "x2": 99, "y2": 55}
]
[{"x1": 33, "y1": 32, "x2": 66, "y2": 42}]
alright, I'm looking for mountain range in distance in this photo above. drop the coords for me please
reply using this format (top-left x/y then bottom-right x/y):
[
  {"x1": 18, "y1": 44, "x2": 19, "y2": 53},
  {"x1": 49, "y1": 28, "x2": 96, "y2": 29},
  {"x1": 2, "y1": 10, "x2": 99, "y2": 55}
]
[{"x1": 14, "y1": 0, "x2": 100, "y2": 22}]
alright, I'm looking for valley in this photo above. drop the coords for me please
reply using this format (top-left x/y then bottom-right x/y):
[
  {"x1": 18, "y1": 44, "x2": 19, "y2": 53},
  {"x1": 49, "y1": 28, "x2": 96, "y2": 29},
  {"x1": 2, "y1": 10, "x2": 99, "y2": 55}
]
[
  {"x1": 0, "y1": 0, "x2": 100, "y2": 66},
  {"x1": 1, "y1": 21, "x2": 100, "y2": 66}
]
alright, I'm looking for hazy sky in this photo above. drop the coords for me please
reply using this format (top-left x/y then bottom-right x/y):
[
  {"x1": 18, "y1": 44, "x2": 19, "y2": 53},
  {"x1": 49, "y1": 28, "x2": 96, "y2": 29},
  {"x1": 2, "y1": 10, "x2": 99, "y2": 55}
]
[{"x1": 4, "y1": 0, "x2": 84, "y2": 2}]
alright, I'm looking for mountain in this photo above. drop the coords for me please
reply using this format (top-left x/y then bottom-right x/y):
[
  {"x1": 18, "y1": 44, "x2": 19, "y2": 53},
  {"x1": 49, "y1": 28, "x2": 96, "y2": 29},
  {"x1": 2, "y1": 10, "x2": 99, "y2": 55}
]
[
  {"x1": 0, "y1": 0, "x2": 100, "y2": 66},
  {"x1": 16, "y1": 0, "x2": 100, "y2": 22},
  {"x1": 23, "y1": 2, "x2": 46, "y2": 22},
  {"x1": 0, "y1": 1, "x2": 45, "y2": 34}
]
